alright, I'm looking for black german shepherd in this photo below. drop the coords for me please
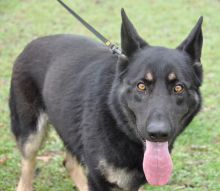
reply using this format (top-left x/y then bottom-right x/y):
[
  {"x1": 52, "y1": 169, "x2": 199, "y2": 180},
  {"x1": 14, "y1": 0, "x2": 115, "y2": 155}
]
[{"x1": 9, "y1": 9, "x2": 203, "y2": 191}]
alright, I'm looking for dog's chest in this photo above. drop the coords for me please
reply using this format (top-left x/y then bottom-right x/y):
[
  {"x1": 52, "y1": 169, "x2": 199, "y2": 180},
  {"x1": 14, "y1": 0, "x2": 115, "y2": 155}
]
[{"x1": 99, "y1": 159, "x2": 144, "y2": 191}]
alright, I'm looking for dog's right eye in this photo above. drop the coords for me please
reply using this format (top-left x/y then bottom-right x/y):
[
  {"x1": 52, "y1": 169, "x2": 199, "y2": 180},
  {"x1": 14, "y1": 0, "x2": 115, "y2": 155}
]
[{"x1": 137, "y1": 82, "x2": 146, "y2": 91}]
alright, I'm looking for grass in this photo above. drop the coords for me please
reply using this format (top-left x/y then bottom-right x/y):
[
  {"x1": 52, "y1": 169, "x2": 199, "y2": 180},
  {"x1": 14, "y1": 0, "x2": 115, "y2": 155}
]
[{"x1": 0, "y1": 0, "x2": 220, "y2": 190}]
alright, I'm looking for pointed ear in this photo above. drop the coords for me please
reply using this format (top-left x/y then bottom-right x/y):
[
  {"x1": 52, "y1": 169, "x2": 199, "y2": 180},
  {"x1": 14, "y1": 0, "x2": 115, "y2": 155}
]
[
  {"x1": 177, "y1": 17, "x2": 203, "y2": 86},
  {"x1": 177, "y1": 17, "x2": 203, "y2": 62},
  {"x1": 121, "y1": 8, "x2": 148, "y2": 57}
]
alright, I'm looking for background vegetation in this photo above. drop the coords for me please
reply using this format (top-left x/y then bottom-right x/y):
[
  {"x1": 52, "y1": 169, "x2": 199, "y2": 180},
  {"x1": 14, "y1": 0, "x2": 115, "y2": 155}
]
[{"x1": 0, "y1": 0, "x2": 219, "y2": 190}]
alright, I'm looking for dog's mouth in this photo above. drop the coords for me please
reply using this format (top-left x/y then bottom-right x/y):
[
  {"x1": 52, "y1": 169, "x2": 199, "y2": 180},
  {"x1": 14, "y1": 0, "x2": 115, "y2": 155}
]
[
  {"x1": 128, "y1": 110, "x2": 173, "y2": 185},
  {"x1": 143, "y1": 140, "x2": 173, "y2": 186}
]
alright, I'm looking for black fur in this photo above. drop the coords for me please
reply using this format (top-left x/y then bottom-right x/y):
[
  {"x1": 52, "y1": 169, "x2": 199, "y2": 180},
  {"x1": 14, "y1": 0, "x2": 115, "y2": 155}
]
[{"x1": 9, "y1": 9, "x2": 203, "y2": 191}]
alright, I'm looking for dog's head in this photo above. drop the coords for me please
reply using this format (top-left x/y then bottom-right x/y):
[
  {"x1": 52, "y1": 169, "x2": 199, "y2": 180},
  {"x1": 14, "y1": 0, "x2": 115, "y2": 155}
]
[
  {"x1": 110, "y1": 9, "x2": 203, "y2": 145},
  {"x1": 108, "y1": 9, "x2": 203, "y2": 185}
]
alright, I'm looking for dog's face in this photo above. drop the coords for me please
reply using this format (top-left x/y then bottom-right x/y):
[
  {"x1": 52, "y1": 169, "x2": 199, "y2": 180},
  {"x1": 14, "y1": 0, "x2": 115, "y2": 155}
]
[{"x1": 112, "y1": 9, "x2": 203, "y2": 144}]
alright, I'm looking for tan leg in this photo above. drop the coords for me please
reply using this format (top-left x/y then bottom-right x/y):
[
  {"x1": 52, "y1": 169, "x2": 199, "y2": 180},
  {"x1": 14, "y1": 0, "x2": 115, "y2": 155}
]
[
  {"x1": 17, "y1": 158, "x2": 36, "y2": 191},
  {"x1": 64, "y1": 152, "x2": 88, "y2": 191},
  {"x1": 16, "y1": 112, "x2": 48, "y2": 191}
]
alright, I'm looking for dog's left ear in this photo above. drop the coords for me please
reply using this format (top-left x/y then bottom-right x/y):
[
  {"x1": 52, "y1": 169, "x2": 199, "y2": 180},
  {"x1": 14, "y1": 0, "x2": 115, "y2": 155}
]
[
  {"x1": 177, "y1": 17, "x2": 203, "y2": 85},
  {"x1": 177, "y1": 17, "x2": 203, "y2": 62},
  {"x1": 121, "y1": 8, "x2": 149, "y2": 57}
]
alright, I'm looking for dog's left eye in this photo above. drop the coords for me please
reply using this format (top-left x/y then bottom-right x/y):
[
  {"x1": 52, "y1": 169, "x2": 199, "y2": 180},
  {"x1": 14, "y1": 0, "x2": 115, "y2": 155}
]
[
  {"x1": 174, "y1": 84, "x2": 184, "y2": 94},
  {"x1": 137, "y1": 82, "x2": 146, "y2": 91}
]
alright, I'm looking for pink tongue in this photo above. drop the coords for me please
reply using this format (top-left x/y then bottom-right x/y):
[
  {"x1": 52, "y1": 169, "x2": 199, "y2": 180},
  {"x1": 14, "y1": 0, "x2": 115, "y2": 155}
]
[{"x1": 143, "y1": 141, "x2": 173, "y2": 186}]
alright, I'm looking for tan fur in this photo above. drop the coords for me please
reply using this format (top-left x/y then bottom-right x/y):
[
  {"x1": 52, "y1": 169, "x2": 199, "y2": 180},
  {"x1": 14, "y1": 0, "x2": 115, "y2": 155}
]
[
  {"x1": 17, "y1": 158, "x2": 36, "y2": 191},
  {"x1": 168, "y1": 72, "x2": 177, "y2": 81},
  {"x1": 138, "y1": 187, "x2": 145, "y2": 191},
  {"x1": 64, "y1": 152, "x2": 88, "y2": 191},
  {"x1": 16, "y1": 112, "x2": 48, "y2": 191},
  {"x1": 99, "y1": 159, "x2": 141, "y2": 191},
  {"x1": 145, "y1": 72, "x2": 154, "y2": 81}
]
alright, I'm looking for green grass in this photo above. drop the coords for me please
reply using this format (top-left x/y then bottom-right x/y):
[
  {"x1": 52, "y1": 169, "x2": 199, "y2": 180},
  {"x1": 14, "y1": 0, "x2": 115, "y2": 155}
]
[{"x1": 0, "y1": 0, "x2": 220, "y2": 190}]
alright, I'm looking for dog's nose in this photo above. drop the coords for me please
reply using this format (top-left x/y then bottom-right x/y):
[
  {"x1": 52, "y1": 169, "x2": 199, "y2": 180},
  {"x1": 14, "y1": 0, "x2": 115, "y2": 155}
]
[{"x1": 147, "y1": 121, "x2": 171, "y2": 142}]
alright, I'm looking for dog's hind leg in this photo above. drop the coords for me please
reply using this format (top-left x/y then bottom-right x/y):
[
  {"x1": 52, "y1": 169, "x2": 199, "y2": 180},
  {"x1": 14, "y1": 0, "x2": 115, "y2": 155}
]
[
  {"x1": 9, "y1": 77, "x2": 48, "y2": 191},
  {"x1": 16, "y1": 112, "x2": 48, "y2": 191},
  {"x1": 63, "y1": 152, "x2": 89, "y2": 191}
]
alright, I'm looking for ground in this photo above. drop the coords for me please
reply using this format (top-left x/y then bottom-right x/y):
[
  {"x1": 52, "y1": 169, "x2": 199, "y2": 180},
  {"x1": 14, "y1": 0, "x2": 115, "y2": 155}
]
[{"x1": 0, "y1": 0, "x2": 220, "y2": 190}]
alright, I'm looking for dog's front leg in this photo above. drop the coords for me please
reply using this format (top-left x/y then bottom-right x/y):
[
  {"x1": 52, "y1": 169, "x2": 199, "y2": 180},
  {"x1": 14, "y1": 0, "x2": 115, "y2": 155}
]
[{"x1": 64, "y1": 152, "x2": 89, "y2": 191}]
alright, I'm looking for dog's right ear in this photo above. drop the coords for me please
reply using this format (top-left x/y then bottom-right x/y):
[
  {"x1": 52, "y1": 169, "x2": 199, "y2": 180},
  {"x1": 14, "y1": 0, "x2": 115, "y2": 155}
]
[{"x1": 121, "y1": 8, "x2": 148, "y2": 57}]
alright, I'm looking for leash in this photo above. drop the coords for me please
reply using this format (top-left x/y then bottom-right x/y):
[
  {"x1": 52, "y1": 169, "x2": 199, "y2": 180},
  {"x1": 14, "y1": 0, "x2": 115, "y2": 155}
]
[{"x1": 57, "y1": 0, "x2": 122, "y2": 55}]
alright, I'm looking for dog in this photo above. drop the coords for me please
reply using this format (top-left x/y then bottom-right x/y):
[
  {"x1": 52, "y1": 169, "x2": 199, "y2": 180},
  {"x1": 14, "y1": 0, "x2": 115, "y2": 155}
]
[{"x1": 9, "y1": 9, "x2": 203, "y2": 191}]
